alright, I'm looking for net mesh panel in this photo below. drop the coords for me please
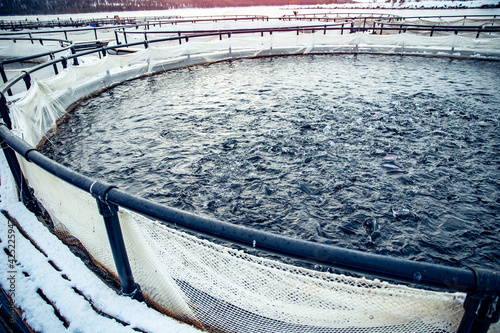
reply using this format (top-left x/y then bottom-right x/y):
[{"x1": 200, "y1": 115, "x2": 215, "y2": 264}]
[
  {"x1": 0, "y1": 42, "x2": 71, "y2": 95},
  {"x1": 0, "y1": 40, "x2": 65, "y2": 60},
  {"x1": 121, "y1": 210, "x2": 469, "y2": 333},
  {"x1": 17, "y1": 159, "x2": 116, "y2": 276},
  {"x1": 403, "y1": 17, "x2": 500, "y2": 27},
  {"x1": 3, "y1": 29, "x2": 118, "y2": 42},
  {"x1": 14, "y1": 159, "x2": 472, "y2": 333},
  {"x1": 6, "y1": 29, "x2": 500, "y2": 332}
]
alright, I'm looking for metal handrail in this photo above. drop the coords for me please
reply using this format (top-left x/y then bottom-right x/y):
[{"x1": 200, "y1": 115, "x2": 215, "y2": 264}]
[
  {"x1": 280, "y1": 12, "x2": 401, "y2": 21},
  {"x1": 0, "y1": 22, "x2": 498, "y2": 332},
  {"x1": 0, "y1": 15, "x2": 270, "y2": 38},
  {"x1": 0, "y1": 15, "x2": 267, "y2": 31},
  {"x1": 114, "y1": 22, "x2": 355, "y2": 42},
  {"x1": 0, "y1": 17, "x2": 140, "y2": 30},
  {"x1": 114, "y1": 21, "x2": 500, "y2": 45},
  {"x1": 371, "y1": 23, "x2": 500, "y2": 38},
  {"x1": 386, "y1": 14, "x2": 499, "y2": 20},
  {"x1": 0, "y1": 37, "x2": 74, "y2": 96},
  {"x1": 0, "y1": 37, "x2": 73, "y2": 63},
  {"x1": 0, "y1": 24, "x2": 143, "y2": 43},
  {"x1": 0, "y1": 123, "x2": 492, "y2": 294}
]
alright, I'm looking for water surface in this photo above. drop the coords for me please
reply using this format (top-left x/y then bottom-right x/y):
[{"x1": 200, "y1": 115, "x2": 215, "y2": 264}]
[{"x1": 41, "y1": 54, "x2": 500, "y2": 270}]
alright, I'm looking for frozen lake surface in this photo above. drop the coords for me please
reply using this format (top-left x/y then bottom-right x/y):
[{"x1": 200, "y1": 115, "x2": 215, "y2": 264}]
[{"x1": 40, "y1": 54, "x2": 500, "y2": 270}]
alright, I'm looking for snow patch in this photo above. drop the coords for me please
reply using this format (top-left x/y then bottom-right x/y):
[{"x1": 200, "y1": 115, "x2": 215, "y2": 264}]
[{"x1": 0, "y1": 152, "x2": 201, "y2": 332}]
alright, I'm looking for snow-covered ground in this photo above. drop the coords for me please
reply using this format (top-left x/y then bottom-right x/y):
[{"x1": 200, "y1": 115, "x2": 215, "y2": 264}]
[{"x1": 0, "y1": 153, "x2": 201, "y2": 331}]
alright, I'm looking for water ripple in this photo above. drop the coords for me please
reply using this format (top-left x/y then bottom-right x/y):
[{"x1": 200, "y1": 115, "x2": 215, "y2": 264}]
[{"x1": 41, "y1": 54, "x2": 500, "y2": 270}]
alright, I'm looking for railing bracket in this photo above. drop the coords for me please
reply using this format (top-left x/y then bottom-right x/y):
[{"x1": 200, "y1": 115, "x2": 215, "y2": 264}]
[{"x1": 90, "y1": 181, "x2": 144, "y2": 302}]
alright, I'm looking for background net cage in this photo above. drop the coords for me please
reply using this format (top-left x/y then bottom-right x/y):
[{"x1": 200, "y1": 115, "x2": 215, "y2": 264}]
[{"x1": 0, "y1": 14, "x2": 499, "y2": 333}]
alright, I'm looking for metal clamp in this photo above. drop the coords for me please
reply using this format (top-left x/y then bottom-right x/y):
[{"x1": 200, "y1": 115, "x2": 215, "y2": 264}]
[
  {"x1": 21, "y1": 70, "x2": 31, "y2": 90},
  {"x1": 89, "y1": 181, "x2": 116, "y2": 201},
  {"x1": 458, "y1": 268, "x2": 500, "y2": 332}
]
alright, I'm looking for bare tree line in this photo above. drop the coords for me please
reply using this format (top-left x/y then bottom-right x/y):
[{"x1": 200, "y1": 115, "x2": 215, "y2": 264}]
[{"x1": 0, "y1": 0, "x2": 341, "y2": 16}]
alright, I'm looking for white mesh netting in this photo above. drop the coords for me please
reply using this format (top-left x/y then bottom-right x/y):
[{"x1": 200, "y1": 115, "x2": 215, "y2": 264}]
[
  {"x1": 5, "y1": 26, "x2": 500, "y2": 332},
  {"x1": 14, "y1": 158, "x2": 471, "y2": 333},
  {"x1": 5, "y1": 30, "x2": 499, "y2": 111},
  {"x1": 0, "y1": 40, "x2": 65, "y2": 60}
]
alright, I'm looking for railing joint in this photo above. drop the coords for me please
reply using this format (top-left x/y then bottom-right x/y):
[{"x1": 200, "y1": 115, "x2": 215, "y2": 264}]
[
  {"x1": 457, "y1": 267, "x2": 500, "y2": 332},
  {"x1": 0, "y1": 62, "x2": 13, "y2": 96},
  {"x1": 0, "y1": 95, "x2": 11, "y2": 129},
  {"x1": 90, "y1": 181, "x2": 144, "y2": 301},
  {"x1": 458, "y1": 292, "x2": 499, "y2": 333},
  {"x1": 120, "y1": 284, "x2": 144, "y2": 301},
  {"x1": 90, "y1": 181, "x2": 117, "y2": 207},
  {"x1": 61, "y1": 56, "x2": 68, "y2": 69},
  {"x1": 21, "y1": 70, "x2": 31, "y2": 90}
]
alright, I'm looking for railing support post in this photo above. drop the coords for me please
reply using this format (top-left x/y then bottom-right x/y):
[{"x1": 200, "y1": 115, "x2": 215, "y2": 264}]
[
  {"x1": 476, "y1": 27, "x2": 482, "y2": 39},
  {"x1": 458, "y1": 292, "x2": 499, "y2": 333},
  {"x1": 61, "y1": 57, "x2": 68, "y2": 69},
  {"x1": 22, "y1": 71, "x2": 31, "y2": 90},
  {"x1": 70, "y1": 47, "x2": 79, "y2": 66},
  {"x1": 0, "y1": 63, "x2": 13, "y2": 96},
  {"x1": 90, "y1": 182, "x2": 144, "y2": 301},
  {"x1": 123, "y1": 29, "x2": 128, "y2": 45},
  {"x1": 0, "y1": 96, "x2": 40, "y2": 214},
  {"x1": 457, "y1": 268, "x2": 500, "y2": 333},
  {"x1": 114, "y1": 30, "x2": 121, "y2": 45}
]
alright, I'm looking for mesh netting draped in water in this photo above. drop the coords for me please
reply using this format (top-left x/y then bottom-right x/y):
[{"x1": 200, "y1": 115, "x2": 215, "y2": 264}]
[{"x1": 6, "y1": 29, "x2": 500, "y2": 332}]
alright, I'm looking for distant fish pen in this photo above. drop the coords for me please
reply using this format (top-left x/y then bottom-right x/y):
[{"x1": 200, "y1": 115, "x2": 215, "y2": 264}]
[{"x1": 1, "y1": 13, "x2": 499, "y2": 333}]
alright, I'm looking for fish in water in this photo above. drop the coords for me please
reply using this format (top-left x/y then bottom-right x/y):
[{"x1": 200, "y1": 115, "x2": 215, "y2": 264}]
[
  {"x1": 392, "y1": 208, "x2": 412, "y2": 219},
  {"x1": 339, "y1": 225, "x2": 356, "y2": 235},
  {"x1": 381, "y1": 162, "x2": 406, "y2": 173},
  {"x1": 370, "y1": 218, "x2": 381, "y2": 241},
  {"x1": 382, "y1": 163, "x2": 401, "y2": 169},
  {"x1": 299, "y1": 183, "x2": 313, "y2": 195},
  {"x1": 382, "y1": 154, "x2": 398, "y2": 160},
  {"x1": 263, "y1": 185, "x2": 272, "y2": 196}
]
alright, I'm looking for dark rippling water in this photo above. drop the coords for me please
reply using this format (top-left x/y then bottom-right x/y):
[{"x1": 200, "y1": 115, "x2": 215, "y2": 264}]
[{"x1": 41, "y1": 54, "x2": 500, "y2": 270}]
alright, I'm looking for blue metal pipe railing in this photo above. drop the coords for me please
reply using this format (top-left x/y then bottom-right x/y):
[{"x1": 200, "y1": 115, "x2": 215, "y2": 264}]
[
  {"x1": 0, "y1": 122, "x2": 144, "y2": 301},
  {"x1": 90, "y1": 181, "x2": 143, "y2": 300},
  {"x1": 1, "y1": 20, "x2": 497, "y2": 96},
  {"x1": 0, "y1": 97, "x2": 40, "y2": 213},
  {"x1": 114, "y1": 22, "x2": 500, "y2": 48},
  {"x1": 0, "y1": 110, "x2": 499, "y2": 332},
  {"x1": 0, "y1": 23, "x2": 499, "y2": 332}
]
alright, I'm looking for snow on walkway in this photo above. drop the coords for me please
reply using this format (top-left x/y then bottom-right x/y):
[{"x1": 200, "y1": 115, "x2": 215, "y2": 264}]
[{"x1": 0, "y1": 152, "x2": 202, "y2": 332}]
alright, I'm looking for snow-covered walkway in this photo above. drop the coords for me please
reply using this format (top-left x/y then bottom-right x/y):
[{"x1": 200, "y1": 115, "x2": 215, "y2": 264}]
[{"x1": 0, "y1": 152, "x2": 201, "y2": 332}]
